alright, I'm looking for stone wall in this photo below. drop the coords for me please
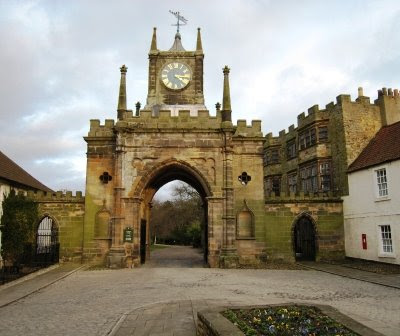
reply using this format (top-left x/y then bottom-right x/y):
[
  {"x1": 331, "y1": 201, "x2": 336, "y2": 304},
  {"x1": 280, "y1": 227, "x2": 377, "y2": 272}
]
[
  {"x1": 28, "y1": 191, "x2": 85, "y2": 262},
  {"x1": 264, "y1": 194, "x2": 344, "y2": 262}
]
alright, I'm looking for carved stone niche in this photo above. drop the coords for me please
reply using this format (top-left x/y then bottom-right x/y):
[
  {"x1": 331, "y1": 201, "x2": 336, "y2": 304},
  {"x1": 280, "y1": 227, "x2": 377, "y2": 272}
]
[
  {"x1": 95, "y1": 207, "x2": 112, "y2": 258},
  {"x1": 236, "y1": 200, "x2": 255, "y2": 239}
]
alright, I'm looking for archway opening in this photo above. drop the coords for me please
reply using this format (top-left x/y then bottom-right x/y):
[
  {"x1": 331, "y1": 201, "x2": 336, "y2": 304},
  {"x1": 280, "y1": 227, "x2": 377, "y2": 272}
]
[
  {"x1": 139, "y1": 162, "x2": 210, "y2": 267},
  {"x1": 35, "y1": 216, "x2": 59, "y2": 266},
  {"x1": 293, "y1": 215, "x2": 316, "y2": 261}
]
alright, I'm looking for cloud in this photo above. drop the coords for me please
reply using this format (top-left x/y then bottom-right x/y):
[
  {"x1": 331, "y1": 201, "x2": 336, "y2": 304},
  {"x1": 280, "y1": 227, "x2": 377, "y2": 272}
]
[{"x1": 1, "y1": 0, "x2": 400, "y2": 196}]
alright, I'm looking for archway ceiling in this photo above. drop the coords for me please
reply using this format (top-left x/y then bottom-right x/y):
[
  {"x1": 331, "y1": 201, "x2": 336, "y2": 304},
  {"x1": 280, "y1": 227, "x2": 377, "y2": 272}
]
[{"x1": 148, "y1": 166, "x2": 207, "y2": 198}]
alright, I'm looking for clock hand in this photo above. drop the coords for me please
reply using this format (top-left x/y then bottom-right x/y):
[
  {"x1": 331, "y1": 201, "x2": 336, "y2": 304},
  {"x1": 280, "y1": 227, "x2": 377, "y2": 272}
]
[
  {"x1": 174, "y1": 75, "x2": 188, "y2": 83},
  {"x1": 174, "y1": 74, "x2": 190, "y2": 79},
  {"x1": 174, "y1": 75, "x2": 184, "y2": 82}
]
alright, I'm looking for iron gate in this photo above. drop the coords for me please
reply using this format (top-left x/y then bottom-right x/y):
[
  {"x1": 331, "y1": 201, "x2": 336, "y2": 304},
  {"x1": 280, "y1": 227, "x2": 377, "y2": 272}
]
[{"x1": 35, "y1": 216, "x2": 59, "y2": 266}]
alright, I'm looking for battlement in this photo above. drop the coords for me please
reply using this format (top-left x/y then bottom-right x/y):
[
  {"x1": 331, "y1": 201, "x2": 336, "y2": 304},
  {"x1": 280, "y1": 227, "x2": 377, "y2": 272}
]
[
  {"x1": 88, "y1": 119, "x2": 115, "y2": 137},
  {"x1": 264, "y1": 87, "x2": 392, "y2": 140},
  {"x1": 234, "y1": 119, "x2": 263, "y2": 137},
  {"x1": 26, "y1": 190, "x2": 84, "y2": 202},
  {"x1": 265, "y1": 191, "x2": 341, "y2": 203},
  {"x1": 87, "y1": 109, "x2": 264, "y2": 137},
  {"x1": 377, "y1": 87, "x2": 400, "y2": 98},
  {"x1": 114, "y1": 108, "x2": 222, "y2": 130}
]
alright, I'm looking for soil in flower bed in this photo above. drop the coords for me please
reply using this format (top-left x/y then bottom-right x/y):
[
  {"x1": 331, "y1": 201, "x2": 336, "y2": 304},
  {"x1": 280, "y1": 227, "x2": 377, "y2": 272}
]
[{"x1": 223, "y1": 306, "x2": 358, "y2": 336}]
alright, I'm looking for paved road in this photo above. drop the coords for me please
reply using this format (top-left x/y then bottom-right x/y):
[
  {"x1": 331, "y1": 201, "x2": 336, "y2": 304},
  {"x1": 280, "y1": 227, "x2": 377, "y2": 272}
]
[
  {"x1": 143, "y1": 245, "x2": 206, "y2": 268},
  {"x1": 0, "y1": 246, "x2": 399, "y2": 336}
]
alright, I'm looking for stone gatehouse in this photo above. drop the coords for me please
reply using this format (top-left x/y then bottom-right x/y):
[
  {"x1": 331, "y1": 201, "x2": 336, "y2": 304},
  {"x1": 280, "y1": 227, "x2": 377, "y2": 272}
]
[{"x1": 28, "y1": 28, "x2": 400, "y2": 268}]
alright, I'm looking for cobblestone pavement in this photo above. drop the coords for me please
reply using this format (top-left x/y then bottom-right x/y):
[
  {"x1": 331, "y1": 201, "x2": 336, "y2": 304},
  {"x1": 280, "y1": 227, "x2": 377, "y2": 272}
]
[{"x1": 0, "y1": 247, "x2": 399, "y2": 336}]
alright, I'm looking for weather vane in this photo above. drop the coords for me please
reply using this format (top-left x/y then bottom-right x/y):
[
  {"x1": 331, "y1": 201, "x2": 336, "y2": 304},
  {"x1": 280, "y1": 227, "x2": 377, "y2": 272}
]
[{"x1": 169, "y1": 10, "x2": 188, "y2": 33}]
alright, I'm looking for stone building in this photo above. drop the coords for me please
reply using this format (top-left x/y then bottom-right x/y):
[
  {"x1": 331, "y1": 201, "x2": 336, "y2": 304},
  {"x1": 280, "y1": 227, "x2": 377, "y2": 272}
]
[
  {"x1": 26, "y1": 28, "x2": 399, "y2": 268},
  {"x1": 263, "y1": 87, "x2": 400, "y2": 198}
]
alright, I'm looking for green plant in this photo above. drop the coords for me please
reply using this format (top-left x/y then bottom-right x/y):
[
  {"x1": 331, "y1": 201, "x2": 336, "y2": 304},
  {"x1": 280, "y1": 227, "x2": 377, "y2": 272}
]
[
  {"x1": 1, "y1": 190, "x2": 38, "y2": 264},
  {"x1": 223, "y1": 306, "x2": 358, "y2": 336}
]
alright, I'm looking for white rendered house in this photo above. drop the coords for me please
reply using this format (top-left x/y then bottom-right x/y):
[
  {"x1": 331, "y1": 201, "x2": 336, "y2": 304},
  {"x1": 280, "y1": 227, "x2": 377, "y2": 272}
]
[{"x1": 343, "y1": 121, "x2": 400, "y2": 264}]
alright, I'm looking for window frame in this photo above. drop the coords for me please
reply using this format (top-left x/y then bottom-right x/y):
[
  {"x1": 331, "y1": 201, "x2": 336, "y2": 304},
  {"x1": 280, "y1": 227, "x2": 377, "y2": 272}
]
[
  {"x1": 299, "y1": 159, "x2": 332, "y2": 193},
  {"x1": 318, "y1": 125, "x2": 328, "y2": 142},
  {"x1": 298, "y1": 124, "x2": 329, "y2": 151},
  {"x1": 377, "y1": 224, "x2": 395, "y2": 258},
  {"x1": 374, "y1": 167, "x2": 389, "y2": 200},
  {"x1": 265, "y1": 175, "x2": 281, "y2": 196},
  {"x1": 286, "y1": 140, "x2": 297, "y2": 160},
  {"x1": 265, "y1": 147, "x2": 280, "y2": 165}
]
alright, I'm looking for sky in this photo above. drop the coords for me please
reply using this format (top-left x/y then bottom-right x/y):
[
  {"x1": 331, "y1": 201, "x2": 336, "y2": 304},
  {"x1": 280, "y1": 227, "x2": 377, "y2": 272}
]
[{"x1": 1, "y1": 0, "x2": 399, "y2": 200}]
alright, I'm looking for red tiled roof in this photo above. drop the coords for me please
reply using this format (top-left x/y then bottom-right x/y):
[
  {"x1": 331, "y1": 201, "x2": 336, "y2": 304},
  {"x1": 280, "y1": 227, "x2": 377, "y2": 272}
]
[
  {"x1": 348, "y1": 121, "x2": 400, "y2": 173},
  {"x1": 0, "y1": 150, "x2": 53, "y2": 192}
]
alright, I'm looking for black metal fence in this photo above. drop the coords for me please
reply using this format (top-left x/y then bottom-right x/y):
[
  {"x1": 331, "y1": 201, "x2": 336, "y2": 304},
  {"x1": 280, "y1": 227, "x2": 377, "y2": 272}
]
[
  {"x1": 0, "y1": 242, "x2": 60, "y2": 285},
  {"x1": 1, "y1": 216, "x2": 60, "y2": 285}
]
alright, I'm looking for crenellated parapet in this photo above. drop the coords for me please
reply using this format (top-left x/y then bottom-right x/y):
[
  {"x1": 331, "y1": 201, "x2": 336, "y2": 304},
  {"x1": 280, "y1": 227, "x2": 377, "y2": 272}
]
[
  {"x1": 234, "y1": 119, "x2": 263, "y2": 137},
  {"x1": 87, "y1": 119, "x2": 115, "y2": 137},
  {"x1": 376, "y1": 87, "x2": 400, "y2": 99},
  {"x1": 264, "y1": 132, "x2": 281, "y2": 148},
  {"x1": 26, "y1": 190, "x2": 84, "y2": 203},
  {"x1": 114, "y1": 109, "x2": 221, "y2": 130},
  {"x1": 88, "y1": 109, "x2": 263, "y2": 137},
  {"x1": 264, "y1": 88, "x2": 397, "y2": 140}
]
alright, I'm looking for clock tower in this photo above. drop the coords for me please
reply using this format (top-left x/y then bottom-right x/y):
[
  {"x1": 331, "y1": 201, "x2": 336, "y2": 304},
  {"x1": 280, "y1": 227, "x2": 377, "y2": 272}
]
[{"x1": 145, "y1": 27, "x2": 206, "y2": 116}]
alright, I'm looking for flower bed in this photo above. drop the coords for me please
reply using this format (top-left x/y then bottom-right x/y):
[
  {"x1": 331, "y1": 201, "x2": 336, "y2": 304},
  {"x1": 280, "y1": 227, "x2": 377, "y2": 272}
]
[{"x1": 222, "y1": 305, "x2": 359, "y2": 336}]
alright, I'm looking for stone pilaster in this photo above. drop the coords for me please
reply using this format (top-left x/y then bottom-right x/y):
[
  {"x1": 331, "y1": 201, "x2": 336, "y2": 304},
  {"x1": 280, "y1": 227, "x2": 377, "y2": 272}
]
[
  {"x1": 107, "y1": 140, "x2": 125, "y2": 268},
  {"x1": 219, "y1": 130, "x2": 239, "y2": 268}
]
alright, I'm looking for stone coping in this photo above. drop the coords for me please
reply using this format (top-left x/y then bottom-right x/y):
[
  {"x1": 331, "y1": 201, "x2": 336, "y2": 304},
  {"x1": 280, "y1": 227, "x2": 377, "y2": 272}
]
[{"x1": 197, "y1": 303, "x2": 384, "y2": 336}]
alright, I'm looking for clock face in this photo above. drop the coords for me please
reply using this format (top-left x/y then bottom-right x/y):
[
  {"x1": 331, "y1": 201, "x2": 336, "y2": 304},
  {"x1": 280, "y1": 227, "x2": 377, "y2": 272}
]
[{"x1": 160, "y1": 62, "x2": 192, "y2": 90}]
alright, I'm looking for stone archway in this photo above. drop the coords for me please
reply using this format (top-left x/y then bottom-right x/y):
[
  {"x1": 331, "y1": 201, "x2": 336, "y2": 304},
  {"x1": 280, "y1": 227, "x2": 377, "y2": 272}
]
[
  {"x1": 133, "y1": 160, "x2": 212, "y2": 266},
  {"x1": 36, "y1": 215, "x2": 59, "y2": 265}
]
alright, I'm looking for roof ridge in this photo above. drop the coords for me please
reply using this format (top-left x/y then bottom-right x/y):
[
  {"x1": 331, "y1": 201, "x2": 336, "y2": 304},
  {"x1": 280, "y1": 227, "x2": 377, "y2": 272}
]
[{"x1": 0, "y1": 150, "x2": 53, "y2": 192}]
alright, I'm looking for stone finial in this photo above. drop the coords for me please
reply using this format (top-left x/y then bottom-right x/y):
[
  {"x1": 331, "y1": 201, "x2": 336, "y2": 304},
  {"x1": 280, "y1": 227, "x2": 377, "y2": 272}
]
[
  {"x1": 215, "y1": 102, "x2": 221, "y2": 111},
  {"x1": 358, "y1": 87, "x2": 364, "y2": 97},
  {"x1": 222, "y1": 66, "x2": 232, "y2": 122},
  {"x1": 150, "y1": 27, "x2": 158, "y2": 52},
  {"x1": 135, "y1": 101, "x2": 141, "y2": 116},
  {"x1": 117, "y1": 65, "x2": 128, "y2": 119},
  {"x1": 196, "y1": 27, "x2": 203, "y2": 52}
]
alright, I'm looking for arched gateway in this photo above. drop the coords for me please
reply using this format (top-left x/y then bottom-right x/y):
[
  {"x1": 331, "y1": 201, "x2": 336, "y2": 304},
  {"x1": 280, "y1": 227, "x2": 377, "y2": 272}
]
[
  {"x1": 135, "y1": 160, "x2": 211, "y2": 264},
  {"x1": 82, "y1": 28, "x2": 265, "y2": 268}
]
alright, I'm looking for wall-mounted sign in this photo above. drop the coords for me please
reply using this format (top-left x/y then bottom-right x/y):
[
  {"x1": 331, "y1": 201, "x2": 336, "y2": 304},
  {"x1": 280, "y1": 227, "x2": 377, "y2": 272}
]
[{"x1": 123, "y1": 227, "x2": 133, "y2": 243}]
